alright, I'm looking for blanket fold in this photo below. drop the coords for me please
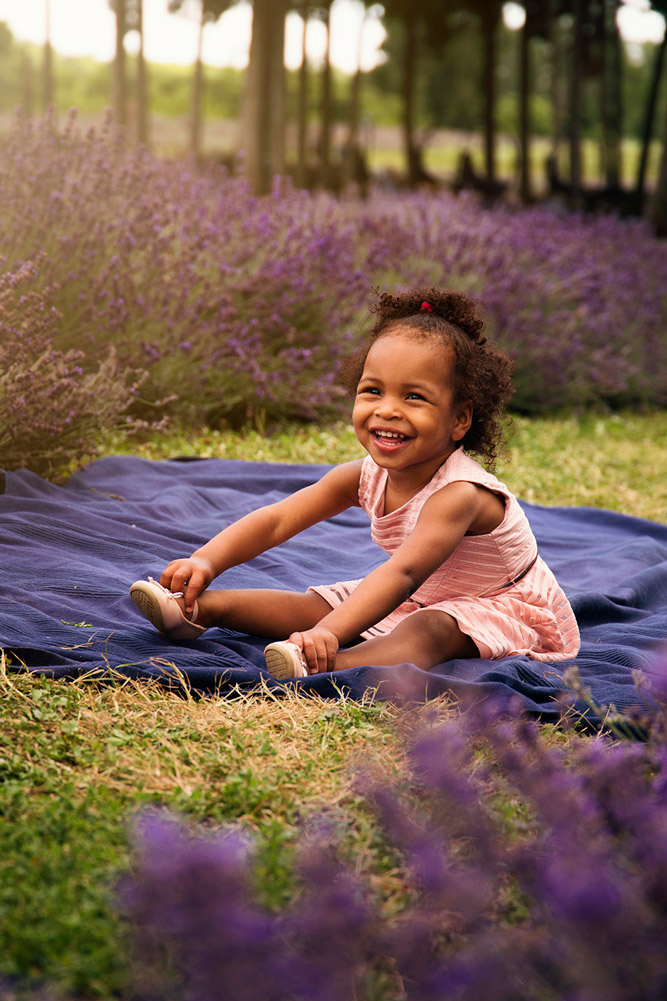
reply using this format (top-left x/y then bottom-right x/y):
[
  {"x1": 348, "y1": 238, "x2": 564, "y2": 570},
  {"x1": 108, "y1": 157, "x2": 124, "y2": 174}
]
[{"x1": 2, "y1": 456, "x2": 666, "y2": 723}]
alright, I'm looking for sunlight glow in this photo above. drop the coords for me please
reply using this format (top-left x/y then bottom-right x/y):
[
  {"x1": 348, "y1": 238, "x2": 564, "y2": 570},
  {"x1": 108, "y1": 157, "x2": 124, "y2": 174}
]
[{"x1": 0, "y1": 0, "x2": 662, "y2": 69}]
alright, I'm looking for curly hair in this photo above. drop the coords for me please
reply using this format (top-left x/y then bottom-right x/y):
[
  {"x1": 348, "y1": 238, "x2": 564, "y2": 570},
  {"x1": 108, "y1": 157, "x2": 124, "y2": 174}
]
[{"x1": 344, "y1": 287, "x2": 514, "y2": 469}]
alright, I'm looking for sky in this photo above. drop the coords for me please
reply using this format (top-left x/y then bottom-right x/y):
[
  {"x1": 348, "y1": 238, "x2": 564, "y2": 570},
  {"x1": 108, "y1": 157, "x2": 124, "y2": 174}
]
[
  {"x1": 0, "y1": 0, "x2": 387, "y2": 72},
  {"x1": 0, "y1": 0, "x2": 664, "y2": 73}
]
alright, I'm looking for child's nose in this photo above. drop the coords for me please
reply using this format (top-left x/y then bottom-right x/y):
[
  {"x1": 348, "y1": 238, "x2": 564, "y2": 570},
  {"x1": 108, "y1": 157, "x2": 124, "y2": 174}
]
[{"x1": 374, "y1": 395, "x2": 403, "y2": 418}]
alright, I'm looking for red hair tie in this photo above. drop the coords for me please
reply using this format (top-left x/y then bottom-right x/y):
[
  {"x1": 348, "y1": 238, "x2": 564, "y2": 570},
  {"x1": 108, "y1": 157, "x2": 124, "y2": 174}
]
[{"x1": 420, "y1": 301, "x2": 433, "y2": 312}]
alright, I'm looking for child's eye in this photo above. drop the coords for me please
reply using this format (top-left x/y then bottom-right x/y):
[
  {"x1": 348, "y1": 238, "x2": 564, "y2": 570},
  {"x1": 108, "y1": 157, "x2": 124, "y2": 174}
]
[
  {"x1": 359, "y1": 386, "x2": 380, "y2": 396},
  {"x1": 406, "y1": 392, "x2": 426, "y2": 401}
]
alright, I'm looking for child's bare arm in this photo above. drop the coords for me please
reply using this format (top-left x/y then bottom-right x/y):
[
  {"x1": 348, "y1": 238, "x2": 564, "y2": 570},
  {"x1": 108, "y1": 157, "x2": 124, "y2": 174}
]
[
  {"x1": 291, "y1": 480, "x2": 500, "y2": 672},
  {"x1": 161, "y1": 460, "x2": 362, "y2": 612}
]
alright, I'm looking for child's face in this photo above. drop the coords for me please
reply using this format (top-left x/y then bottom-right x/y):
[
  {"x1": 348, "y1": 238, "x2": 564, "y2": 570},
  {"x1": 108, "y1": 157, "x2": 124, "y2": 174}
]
[{"x1": 352, "y1": 330, "x2": 472, "y2": 482}]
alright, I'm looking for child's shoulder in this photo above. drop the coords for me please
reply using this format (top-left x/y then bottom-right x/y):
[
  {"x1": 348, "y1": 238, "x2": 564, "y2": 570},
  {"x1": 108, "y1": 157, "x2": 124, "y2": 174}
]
[
  {"x1": 319, "y1": 458, "x2": 364, "y2": 505},
  {"x1": 438, "y1": 449, "x2": 512, "y2": 499}
]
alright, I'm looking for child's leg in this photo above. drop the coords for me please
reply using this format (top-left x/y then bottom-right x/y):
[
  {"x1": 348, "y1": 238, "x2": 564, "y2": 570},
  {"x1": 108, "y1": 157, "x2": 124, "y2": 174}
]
[
  {"x1": 333, "y1": 609, "x2": 478, "y2": 672},
  {"x1": 186, "y1": 587, "x2": 332, "y2": 638}
]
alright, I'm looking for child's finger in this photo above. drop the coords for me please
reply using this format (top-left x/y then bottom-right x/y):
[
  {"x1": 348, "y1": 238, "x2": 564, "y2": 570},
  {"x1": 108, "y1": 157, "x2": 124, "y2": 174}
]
[
  {"x1": 289, "y1": 631, "x2": 315, "y2": 672},
  {"x1": 180, "y1": 572, "x2": 205, "y2": 612},
  {"x1": 289, "y1": 631, "x2": 306, "y2": 653},
  {"x1": 314, "y1": 637, "x2": 333, "y2": 673},
  {"x1": 291, "y1": 631, "x2": 336, "y2": 674},
  {"x1": 161, "y1": 559, "x2": 188, "y2": 591},
  {"x1": 303, "y1": 637, "x2": 324, "y2": 674},
  {"x1": 316, "y1": 631, "x2": 338, "y2": 673},
  {"x1": 168, "y1": 564, "x2": 191, "y2": 594}
]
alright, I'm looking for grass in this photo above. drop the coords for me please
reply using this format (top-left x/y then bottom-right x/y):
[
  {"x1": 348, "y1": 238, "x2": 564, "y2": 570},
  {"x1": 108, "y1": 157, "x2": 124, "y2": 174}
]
[
  {"x1": 497, "y1": 411, "x2": 667, "y2": 521},
  {"x1": 0, "y1": 662, "x2": 432, "y2": 996},
  {"x1": 1, "y1": 411, "x2": 665, "y2": 997}
]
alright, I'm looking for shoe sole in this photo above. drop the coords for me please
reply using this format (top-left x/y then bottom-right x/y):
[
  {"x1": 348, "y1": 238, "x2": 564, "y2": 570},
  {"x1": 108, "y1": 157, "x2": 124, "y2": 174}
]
[
  {"x1": 264, "y1": 646, "x2": 296, "y2": 680},
  {"x1": 264, "y1": 642, "x2": 310, "y2": 680},
  {"x1": 130, "y1": 583, "x2": 168, "y2": 634}
]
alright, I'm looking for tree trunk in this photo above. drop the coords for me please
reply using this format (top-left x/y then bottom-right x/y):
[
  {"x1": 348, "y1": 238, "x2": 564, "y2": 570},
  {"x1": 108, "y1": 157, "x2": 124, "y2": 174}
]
[
  {"x1": 319, "y1": 4, "x2": 333, "y2": 188},
  {"x1": 113, "y1": 0, "x2": 127, "y2": 127},
  {"x1": 610, "y1": 3, "x2": 624, "y2": 188},
  {"x1": 548, "y1": 0, "x2": 563, "y2": 161},
  {"x1": 636, "y1": 26, "x2": 667, "y2": 207},
  {"x1": 481, "y1": 4, "x2": 499, "y2": 182},
  {"x1": 597, "y1": 4, "x2": 607, "y2": 185},
  {"x1": 22, "y1": 52, "x2": 35, "y2": 117},
  {"x1": 191, "y1": 2, "x2": 206, "y2": 158},
  {"x1": 518, "y1": 16, "x2": 531, "y2": 201},
  {"x1": 136, "y1": 0, "x2": 149, "y2": 145},
  {"x1": 650, "y1": 100, "x2": 667, "y2": 235},
  {"x1": 241, "y1": 0, "x2": 287, "y2": 194},
  {"x1": 43, "y1": 0, "x2": 54, "y2": 111},
  {"x1": 296, "y1": 10, "x2": 309, "y2": 187},
  {"x1": 569, "y1": 0, "x2": 584, "y2": 196},
  {"x1": 347, "y1": 6, "x2": 366, "y2": 151},
  {"x1": 601, "y1": 0, "x2": 621, "y2": 189},
  {"x1": 402, "y1": 11, "x2": 418, "y2": 186}
]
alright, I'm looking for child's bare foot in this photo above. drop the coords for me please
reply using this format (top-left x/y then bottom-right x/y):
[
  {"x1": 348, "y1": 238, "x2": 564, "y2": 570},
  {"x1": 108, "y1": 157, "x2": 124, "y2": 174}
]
[{"x1": 130, "y1": 577, "x2": 207, "y2": 640}]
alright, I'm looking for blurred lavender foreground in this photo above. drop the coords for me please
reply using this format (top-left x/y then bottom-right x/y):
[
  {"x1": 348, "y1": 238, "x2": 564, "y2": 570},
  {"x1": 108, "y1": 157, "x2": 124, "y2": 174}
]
[
  {"x1": 125, "y1": 668, "x2": 667, "y2": 1001},
  {"x1": 3, "y1": 112, "x2": 667, "y2": 474}
]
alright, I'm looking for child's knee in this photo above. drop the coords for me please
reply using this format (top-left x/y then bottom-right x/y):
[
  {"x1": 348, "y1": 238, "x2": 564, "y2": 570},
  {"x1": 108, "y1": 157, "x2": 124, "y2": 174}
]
[
  {"x1": 411, "y1": 609, "x2": 478, "y2": 661},
  {"x1": 411, "y1": 608, "x2": 455, "y2": 644}
]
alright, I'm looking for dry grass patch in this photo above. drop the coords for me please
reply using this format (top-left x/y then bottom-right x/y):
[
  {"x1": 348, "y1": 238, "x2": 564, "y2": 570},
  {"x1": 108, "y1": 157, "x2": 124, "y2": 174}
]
[{"x1": 0, "y1": 662, "x2": 460, "y2": 830}]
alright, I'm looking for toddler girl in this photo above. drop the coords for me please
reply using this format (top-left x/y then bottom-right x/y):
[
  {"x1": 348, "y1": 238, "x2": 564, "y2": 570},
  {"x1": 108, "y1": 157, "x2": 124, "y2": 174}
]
[{"x1": 130, "y1": 287, "x2": 580, "y2": 679}]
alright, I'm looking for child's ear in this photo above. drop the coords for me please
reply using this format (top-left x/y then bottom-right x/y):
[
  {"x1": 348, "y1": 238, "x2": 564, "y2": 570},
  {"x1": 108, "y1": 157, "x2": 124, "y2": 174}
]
[{"x1": 452, "y1": 401, "x2": 473, "y2": 441}]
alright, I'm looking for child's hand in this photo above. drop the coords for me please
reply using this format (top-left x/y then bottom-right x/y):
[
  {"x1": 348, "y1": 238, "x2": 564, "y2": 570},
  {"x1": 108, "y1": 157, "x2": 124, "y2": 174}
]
[
  {"x1": 161, "y1": 557, "x2": 215, "y2": 614},
  {"x1": 289, "y1": 626, "x2": 339, "y2": 674}
]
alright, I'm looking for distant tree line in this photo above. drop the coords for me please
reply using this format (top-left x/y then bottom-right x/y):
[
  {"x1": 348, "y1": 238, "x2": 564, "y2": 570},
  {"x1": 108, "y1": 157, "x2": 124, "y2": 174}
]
[
  {"x1": 108, "y1": 0, "x2": 667, "y2": 230},
  {"x1": 364, "y1": 0, "x2": 667, "y2": 222},
  {"x1": 5, "y1": 1, "x2": 667, "y2": 230}
]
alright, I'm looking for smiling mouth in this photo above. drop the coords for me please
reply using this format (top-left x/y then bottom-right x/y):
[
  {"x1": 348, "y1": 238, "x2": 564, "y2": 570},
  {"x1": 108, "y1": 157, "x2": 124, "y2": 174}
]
[{"x1": 371, "y1": 429, "x2": 412, "y2": 446}]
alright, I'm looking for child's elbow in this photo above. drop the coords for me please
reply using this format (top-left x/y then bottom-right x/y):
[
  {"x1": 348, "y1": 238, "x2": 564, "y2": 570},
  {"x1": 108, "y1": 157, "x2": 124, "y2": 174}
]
[{"x1": 394, "y1": 565, "x2": 427, "y2": 602}]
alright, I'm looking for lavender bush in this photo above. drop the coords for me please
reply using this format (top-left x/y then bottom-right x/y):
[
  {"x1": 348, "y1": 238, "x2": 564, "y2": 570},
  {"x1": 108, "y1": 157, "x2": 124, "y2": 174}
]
[
  {"x1": 0, "y1": 256, "x2": 145, "y2": 476},
  {"x1": 1, "y1": 111, "x2": 367, "y2": 439},
  {"x1": 352, "y1": 194, "x2": 667, "y2": 412},
  {"x1": 2, "y1": 111, "x2": 667, "y2": 471},
  {"x1": 124, "y1": 815, "x2": 376, "y2": 1001},
  {"x1": 125, "y1": 674, "x2": 667, "y2": 1001}
]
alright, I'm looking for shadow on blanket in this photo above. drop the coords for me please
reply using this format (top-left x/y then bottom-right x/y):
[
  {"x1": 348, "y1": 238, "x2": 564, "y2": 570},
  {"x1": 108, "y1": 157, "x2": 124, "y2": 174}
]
[{"x1": 1, "y1": 456, "x2": 666, "y2": 724}]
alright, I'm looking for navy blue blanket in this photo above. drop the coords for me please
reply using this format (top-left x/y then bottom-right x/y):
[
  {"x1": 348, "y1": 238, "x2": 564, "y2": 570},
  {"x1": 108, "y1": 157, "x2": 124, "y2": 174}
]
[{"x1": 2, "y1": 456, "x2": 667, "y2": 723}]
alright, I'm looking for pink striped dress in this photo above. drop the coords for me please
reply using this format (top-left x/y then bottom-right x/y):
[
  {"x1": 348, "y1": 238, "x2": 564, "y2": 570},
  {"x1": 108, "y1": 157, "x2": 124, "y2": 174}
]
[{"x1": 310, "y1": 450, "x2": 580, "y2": 662}]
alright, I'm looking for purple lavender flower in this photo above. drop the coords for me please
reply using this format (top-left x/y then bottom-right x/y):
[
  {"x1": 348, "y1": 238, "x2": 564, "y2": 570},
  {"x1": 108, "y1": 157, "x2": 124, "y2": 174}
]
[
  {"x1": 124, "y1": 688, "x2": 667, "y2": 1001},
  {"x1": 125, "y1": 812, "x2": 287, "y2": 1001}
]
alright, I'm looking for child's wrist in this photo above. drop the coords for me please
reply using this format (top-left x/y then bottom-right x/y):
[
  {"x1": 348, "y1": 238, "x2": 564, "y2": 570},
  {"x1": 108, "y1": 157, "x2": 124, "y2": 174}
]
[
  {"x1": 189, "y1": 551, "x2": 218, "y2": 577},
  {"x1": 316, "y1": 618, "x2": 348, "y2": 648}
]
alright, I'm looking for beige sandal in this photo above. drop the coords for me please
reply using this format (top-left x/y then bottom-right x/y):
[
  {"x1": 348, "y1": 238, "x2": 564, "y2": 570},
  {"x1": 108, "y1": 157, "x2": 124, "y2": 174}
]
[
  {"x1": 263, "y1": 641, "x2": 309, "y2": 679},
  {"x1": 130, "y1": 577, "x2": 207, "y2": 640}
]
